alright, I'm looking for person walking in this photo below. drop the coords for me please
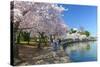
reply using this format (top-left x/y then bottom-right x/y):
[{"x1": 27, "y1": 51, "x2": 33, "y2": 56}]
[
  {"x1": 57, "y1": 38, "x2": 61, "y2": 50},
  {"x1": 50, "y1": 37, "x2": 58, "y2": 57}
]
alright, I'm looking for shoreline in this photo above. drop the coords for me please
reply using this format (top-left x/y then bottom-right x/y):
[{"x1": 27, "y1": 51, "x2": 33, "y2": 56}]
[
  {"x1": 14, "y1": 40, "x2": 97, "y2": 66},
  {"x1": 62, "y1": 39, "x2": 97, "y2": 44}
]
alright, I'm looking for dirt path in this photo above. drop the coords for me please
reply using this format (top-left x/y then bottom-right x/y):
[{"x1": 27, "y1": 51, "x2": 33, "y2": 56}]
[{"x1": 14, "y1": 45, "x2": 70, "y2": 66}]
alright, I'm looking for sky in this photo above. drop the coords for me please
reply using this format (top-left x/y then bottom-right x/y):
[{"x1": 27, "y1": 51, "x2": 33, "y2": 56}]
[{"x1": 58, "y1": 4, "x2": 97, "y2": 36}]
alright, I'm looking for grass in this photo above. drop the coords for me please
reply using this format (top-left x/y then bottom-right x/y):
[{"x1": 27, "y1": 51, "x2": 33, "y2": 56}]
[{"x1": 16, "y1": 41, "x2": 49, "y2": 47}]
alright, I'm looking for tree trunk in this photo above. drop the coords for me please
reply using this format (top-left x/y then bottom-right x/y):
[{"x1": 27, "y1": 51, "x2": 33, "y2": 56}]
[
  {"x1": 50, "y1": 35, "x2": 53, "y2": 42},
  {"x1": 27, "y1": 33, "x2": 30, "y2": 45},
  {"x1": 17, "y1": 31, "x2": 21, "y2": 44},
  {"x1": 37, "y1": 35, "x2": 41, "y2": 49}
]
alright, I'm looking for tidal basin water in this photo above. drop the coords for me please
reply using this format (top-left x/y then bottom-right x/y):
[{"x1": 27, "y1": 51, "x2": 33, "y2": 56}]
[{"x1": 64, "y1": 41, "x2": 97, "y2": 62}]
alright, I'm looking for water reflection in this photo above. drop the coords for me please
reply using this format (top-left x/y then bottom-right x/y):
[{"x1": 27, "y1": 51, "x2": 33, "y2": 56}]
[{"x1": 64, "y1": 41, "x2": 97, "y2": 62}]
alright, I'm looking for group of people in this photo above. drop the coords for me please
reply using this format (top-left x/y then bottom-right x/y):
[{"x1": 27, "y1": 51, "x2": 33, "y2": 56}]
[{"x1": 50, "y1": 38, "x2": 61, "y2": 51}]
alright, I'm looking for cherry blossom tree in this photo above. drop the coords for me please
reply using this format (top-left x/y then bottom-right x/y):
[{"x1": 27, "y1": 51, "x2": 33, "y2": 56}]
[
  {"x1": 11, "y1": 1, "x2": 68, "y2": 61},
  {"x1": 11, "y1": 1, "x2": 34, "y2": 63}
]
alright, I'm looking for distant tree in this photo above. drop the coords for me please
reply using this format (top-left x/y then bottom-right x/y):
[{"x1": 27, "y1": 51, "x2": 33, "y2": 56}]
[
  {"x1": 84, "y1": 31, "x2": 90, "y2": 37},
  {"x1": 70, "y1": 28, "x2": 77, "y2": 34}
]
